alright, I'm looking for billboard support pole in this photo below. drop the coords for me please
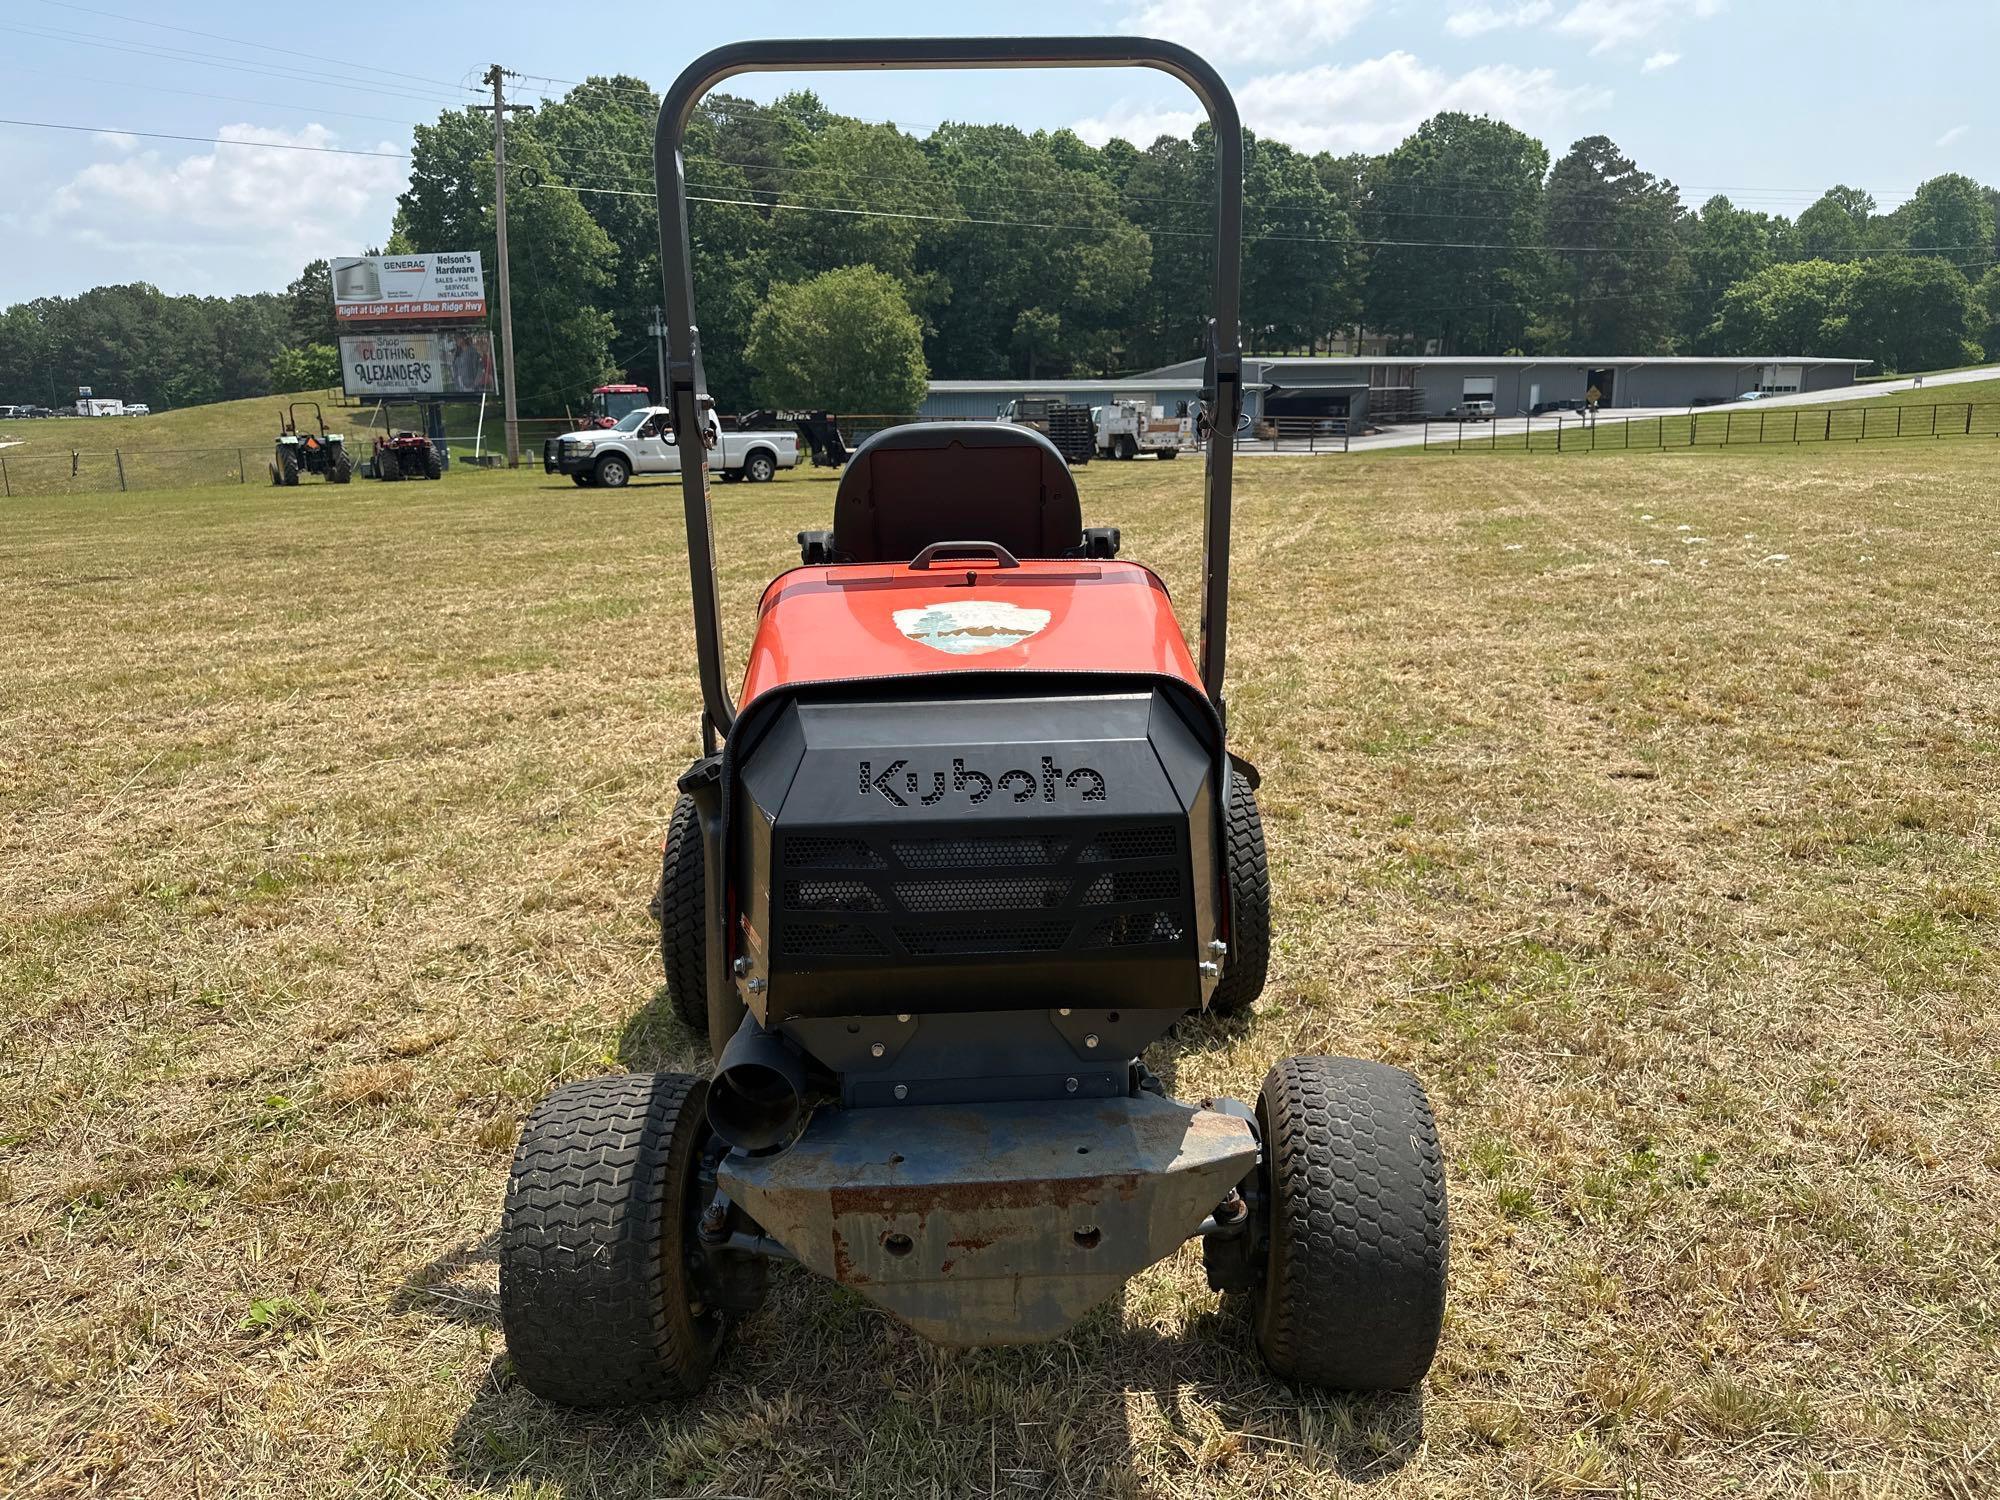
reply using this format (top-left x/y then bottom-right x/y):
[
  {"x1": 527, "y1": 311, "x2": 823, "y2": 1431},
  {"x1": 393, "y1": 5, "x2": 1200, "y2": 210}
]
[
  {"x1": 480, "y1": 65, "x2": 528, "y2": 469},
  {"x1": 650, "y1": 306, "x2": 668, "y2": 406}
]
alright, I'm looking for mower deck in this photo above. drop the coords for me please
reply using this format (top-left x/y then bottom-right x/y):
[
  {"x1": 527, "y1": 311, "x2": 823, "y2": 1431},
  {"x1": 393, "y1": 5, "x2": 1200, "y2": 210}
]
[{"x1": 719, "y1": 1092, "x2": 1257, "y2": 1345}]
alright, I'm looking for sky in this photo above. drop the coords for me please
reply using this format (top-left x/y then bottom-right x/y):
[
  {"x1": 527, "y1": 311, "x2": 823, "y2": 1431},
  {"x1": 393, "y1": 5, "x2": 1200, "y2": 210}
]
[{"x1": 1, "y1": 0, "x2": 1993, "y2": 307}]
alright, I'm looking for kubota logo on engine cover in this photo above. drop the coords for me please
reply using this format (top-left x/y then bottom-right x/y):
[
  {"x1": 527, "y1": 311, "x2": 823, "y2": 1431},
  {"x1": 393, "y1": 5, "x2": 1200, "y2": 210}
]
[{"x1": 858, "y1": 757, "x2": 1107, "y2": 807}]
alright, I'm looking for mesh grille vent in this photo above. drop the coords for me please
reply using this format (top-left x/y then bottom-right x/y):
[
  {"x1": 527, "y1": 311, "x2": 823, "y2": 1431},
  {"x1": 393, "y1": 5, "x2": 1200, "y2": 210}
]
[
  {"x1": 785, "y1": 920, "x2": 888, "y2": 957},
  {"x1": 1081, "y1": 869, "x2": 1181, "y2": 905},
  {"x1": 783, "y1": 879, "x2": 884, "y2": 913},
  {"x1": 891, "y1": 835, "x2": 1067, "y2": 868},
  {"x1": 786, "y1": 836, "x2": 885, "y2": 870},
  {"x1": 1078, "y1": 826, "x2": 1176, "y2": 862}
]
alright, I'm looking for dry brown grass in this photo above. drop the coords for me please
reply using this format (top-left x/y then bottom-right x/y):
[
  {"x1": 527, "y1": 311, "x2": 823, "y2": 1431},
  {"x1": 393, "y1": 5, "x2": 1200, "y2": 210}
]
[{"x1": 2, "y1": 445, "x2": 1997, "y2": 1498}]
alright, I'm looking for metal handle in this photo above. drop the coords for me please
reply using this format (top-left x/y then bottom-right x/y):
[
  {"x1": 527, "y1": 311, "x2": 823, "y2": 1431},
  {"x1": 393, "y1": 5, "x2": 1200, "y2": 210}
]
[
  {"x1": 655, "y1": 38, "x2": 1244, "y2": 734},
  {"x1": 907, "y1": 539, "x2": 1021, "y2": 571}
]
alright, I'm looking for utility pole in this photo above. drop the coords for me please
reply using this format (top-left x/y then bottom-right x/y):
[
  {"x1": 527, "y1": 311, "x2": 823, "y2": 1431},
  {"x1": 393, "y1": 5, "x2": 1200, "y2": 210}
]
[
  {"x1": 649, "y1": 305, "x2": 668, "y2": 404},
  {"x1": 477, "y1": 65, "x2": 529, "y2": 467}
]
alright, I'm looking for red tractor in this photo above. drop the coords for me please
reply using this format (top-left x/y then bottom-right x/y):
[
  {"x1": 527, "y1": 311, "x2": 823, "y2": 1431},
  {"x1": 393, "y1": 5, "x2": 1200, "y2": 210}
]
[
  {"x1": 370, "y1": 431, "x2": 441, "y2": 482},
  {"x1": 497, "y1": 38, "x2": 1448, "y2": 1407},
  {"x1": 584, "y1": 382, "x2": 652, "y2": 429}
]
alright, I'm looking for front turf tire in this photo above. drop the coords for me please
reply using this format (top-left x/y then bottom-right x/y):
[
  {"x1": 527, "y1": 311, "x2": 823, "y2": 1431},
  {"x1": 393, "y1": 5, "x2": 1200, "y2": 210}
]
[
  {"x1": 499, "y1": 1072, "x2": 724, "y2": 1407},
  {"x1": 657, "y1": 794, "x2": 707, "y2": 1031},
  {"x1": 1252, "y1": 1056, "x2": 1447, "y2": 1391}
]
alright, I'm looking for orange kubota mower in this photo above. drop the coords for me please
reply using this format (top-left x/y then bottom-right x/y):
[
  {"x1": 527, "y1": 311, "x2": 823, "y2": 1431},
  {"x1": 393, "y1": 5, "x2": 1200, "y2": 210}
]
[{"x1": 497, "y1": 37, "x2": 1448, "y2": 1407}]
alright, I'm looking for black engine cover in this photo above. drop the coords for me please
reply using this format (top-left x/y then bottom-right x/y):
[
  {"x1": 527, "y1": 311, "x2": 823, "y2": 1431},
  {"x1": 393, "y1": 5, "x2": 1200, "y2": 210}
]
[{"x1": 733, "y1": 689, "x2": 1221, "y2": 1022}]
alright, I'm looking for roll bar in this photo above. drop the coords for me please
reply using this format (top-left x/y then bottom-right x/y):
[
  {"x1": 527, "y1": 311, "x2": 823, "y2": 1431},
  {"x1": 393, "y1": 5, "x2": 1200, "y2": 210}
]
[{"x1": 655, "y1": 38, "x2": 1244, "y2": 735}]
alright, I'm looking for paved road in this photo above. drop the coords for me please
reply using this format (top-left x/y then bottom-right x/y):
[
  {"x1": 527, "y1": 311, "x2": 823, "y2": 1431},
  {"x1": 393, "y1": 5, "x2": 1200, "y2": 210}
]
[{"x1": 1231, "y1": 363, "x2": 2000, "y2": 456}]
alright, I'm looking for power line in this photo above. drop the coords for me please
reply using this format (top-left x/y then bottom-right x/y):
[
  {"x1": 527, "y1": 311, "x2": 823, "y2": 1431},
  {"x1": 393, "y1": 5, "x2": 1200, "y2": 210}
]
[
  {"x1": 0, "y1": 22, "x2": 472, "y2": 109},
  {"x1": 0, "y1": 117, "x2": 408, "y2": 158},
  {"x1": 28, "y1": 0, "x2": 480, "y2": 93},
  {"x1": 8, "y1": 65, "x2": 433, "y2": 132}
]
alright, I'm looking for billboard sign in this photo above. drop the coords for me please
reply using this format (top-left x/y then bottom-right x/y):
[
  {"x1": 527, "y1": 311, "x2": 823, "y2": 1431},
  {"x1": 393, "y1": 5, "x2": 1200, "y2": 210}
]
[
  {"x1": 339, "y1": 330, "x2": 496, "y2": 398},
  {"x1": 331, "y1": 252, "x2": 487, "y2": 322}
]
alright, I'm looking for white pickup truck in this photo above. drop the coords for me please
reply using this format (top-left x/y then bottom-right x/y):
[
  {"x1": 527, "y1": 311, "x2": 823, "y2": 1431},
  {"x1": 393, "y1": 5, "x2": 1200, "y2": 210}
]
[{"x1": 543, "y1": 407, "x2": 799, "y2": 487}]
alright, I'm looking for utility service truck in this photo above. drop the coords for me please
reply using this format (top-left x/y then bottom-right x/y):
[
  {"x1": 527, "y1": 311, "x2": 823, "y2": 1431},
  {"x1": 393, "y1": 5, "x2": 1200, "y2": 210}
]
[{"x1": 1093, "y1": 398, "x2": 1193, "y2": 459}]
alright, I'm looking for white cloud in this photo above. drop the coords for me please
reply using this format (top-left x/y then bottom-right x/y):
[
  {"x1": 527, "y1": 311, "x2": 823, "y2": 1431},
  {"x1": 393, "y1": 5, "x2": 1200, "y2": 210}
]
[
  {"x1": 1641, "y1": 51, "x2": 1681, "y2": 72},
  {"x1": 1935, "y1": 124, "x2": 1968, "y2": 147},
  {"x1": 91, "y1": 131, "x2": 140, "y2": 152},
  {"x1": 1074, "y1": 51, "x2": 1610, "y2": 156},
  {"x1": 1554, "y1": 0, "x2": 1724, "y2": 54},
  {"x1": 46, "y1": 123, "x2": 402, "y2": 294},
  {"x1": 1124, "y1": 0, "x2": 1375, "y2": 65},
  {"x1": 1444, "y1": 1, "x2": 1554, "y2": 38}
]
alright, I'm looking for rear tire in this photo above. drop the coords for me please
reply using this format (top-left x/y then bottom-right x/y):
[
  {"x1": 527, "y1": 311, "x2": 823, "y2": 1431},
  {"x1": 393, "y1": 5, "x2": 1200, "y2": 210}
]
[
  {"x1": 1117, "y1": 434, "x2": 1137, "y2": 461},
  {"x1": 424, "y1": 445, "x2": 442, "y2": 481},
  {"x1": 596, "y1": 454, "x2": 630, "y2": 488},
  {"x1": 499, "y1": 1072, "x2": 724, "y2": 1407},
  {"x1": 278, "y1": 447, "x2": 299, "y2": 486},
  {"x1": 331, "y1": 451, "x2": 352, "y2": 484},
  {"x1": 1206, "y1": 774, "x2": 1269, "y2": 1017},
  {"x1": 656, "y1": 794, "x2": 707, "y2": 1031},
  {"x1": 1158, "y1": 447, "x2": 1179, "y2": 460},
  {"x1": 744, "y1": 452, "x2": 775, "y2": 483},
  {"x1": 378, "y1": 452, "x2": 402, "y2": 482},
  {"x1": 1251, "y1": 1057, "x2": 1447, "y2": 1391}
]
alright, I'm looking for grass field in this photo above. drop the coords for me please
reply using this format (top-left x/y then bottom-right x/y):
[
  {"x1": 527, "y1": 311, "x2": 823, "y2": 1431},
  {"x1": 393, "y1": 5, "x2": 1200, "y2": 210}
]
[{"x1": 3, "y1": 446, "x2": 1997, "y2": 1498}]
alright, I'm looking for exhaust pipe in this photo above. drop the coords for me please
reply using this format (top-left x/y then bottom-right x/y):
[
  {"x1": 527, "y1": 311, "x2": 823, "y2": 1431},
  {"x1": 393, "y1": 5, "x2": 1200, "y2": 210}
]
[{"x1": 708, "y1": 1014, "x2": 810, "y2": 1154}]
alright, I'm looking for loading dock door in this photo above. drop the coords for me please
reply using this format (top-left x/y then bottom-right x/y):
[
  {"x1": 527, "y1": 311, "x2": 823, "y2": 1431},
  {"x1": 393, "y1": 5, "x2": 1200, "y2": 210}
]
[{"x1": 1586, "y1": 367, "x2": 1615, "y2": 407}]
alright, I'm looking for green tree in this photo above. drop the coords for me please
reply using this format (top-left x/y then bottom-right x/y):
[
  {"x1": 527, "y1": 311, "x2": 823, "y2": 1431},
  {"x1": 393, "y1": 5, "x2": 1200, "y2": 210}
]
[
  {"x1": 1796, "y1": 187, "x2": 1866, "y2": 259},
  {"x1": 1243, "y1": 134, "x2": 1359, "y2": 353},
  {"x1": 1680, "y1": 195, "x2": 1782, "y2": 350},
  {"x1": 1842, "y1": 256, "x2": 1978, "y2": 373},
  {"x1": 1362, "y1": 113, "x2": 1547, "y2": 354},
  {"x1": 285, "y1": 260, "x2": 338, "y2": 346},
  {"x1": 1974, "y1": 266, "x2": 2000, "y2": 361},
  {"x1": 745, "y1": 265, "x2": 928, "y2": 413},
  {"x1": 920, "y1": 124, "x2": 1149, "y2": 378},
  {"x1": 769, "y1": 120, "x2": 951, "y2": 301},
  {"x1": 1544, "y1": 135, "x2": 1685, "y2": 351},
  {"x1": 272, "y1": 343, "x2": 341, "y2": 390},
  {"x1": 1900, "y1": 173, "x2": 1995, "y2": 273},
  {"x1": 1710, "y1": 260, "x2": 1858, "y2": 356},
  {"x1": 1010, "y1": 308, "x2": 1062, "y2": 379}
]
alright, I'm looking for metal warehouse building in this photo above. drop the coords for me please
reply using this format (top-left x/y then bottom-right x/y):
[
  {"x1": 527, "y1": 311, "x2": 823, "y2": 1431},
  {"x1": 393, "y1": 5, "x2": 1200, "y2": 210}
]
[
  {"x1": 920, "y1": 377, "x2": 1205, "y2": 423},
  {"x1": 925, "y1": 355, "x2": 1871, "y2": 428}
]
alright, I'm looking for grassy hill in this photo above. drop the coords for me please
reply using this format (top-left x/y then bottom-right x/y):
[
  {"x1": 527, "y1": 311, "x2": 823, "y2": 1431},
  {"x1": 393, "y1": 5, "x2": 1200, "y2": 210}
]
[{"x1": 0, "y1": 388, "x2": 532, "y2": 494}]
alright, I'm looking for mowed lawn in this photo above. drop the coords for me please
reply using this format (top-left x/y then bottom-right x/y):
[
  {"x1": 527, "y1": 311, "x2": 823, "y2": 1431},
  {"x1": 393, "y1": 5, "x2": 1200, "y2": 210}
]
[{"x1": 2, "y1": 446, "x2": 1996, "y2": 1498}]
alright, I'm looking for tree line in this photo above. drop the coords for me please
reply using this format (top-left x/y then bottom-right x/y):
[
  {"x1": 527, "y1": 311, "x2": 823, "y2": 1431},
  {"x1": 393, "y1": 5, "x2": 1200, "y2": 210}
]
[{"x1": 4, "y1": 77, "x2": 1998, "y2": 413}]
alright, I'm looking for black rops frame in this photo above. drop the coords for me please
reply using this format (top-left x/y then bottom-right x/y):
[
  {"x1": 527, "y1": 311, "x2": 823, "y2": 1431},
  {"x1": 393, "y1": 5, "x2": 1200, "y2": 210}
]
[{"x1": 653, "y1": 38, "x2": 1245, "y2": 737}]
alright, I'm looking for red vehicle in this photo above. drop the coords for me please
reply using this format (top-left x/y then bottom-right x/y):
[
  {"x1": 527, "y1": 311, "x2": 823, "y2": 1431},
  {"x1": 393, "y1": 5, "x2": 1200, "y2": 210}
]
[
  {"x1": 584, "y1": 382, "x2": 651, "y2": 428},
  {"x1": 497, "y1": 37, "x2": 1448, "y2": 1409}
]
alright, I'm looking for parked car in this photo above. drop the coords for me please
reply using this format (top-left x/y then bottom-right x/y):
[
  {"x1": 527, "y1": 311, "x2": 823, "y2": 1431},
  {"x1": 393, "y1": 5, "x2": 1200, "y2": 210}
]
[
  {"x1": 1734, "y1": 391, "x2": 1766, "y2": 402},
  {"x1": 125, "y1": 403, "x2": 151, "y2": 415},
  {"x1": 1461, "y1": 398, "x2": 1496, "y2": 422}
]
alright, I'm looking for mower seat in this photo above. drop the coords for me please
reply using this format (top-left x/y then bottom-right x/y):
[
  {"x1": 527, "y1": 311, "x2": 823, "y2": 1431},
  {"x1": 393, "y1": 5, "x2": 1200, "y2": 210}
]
[{"x1": 816, "y1": 422, "x2": 1095, "y2": 565}]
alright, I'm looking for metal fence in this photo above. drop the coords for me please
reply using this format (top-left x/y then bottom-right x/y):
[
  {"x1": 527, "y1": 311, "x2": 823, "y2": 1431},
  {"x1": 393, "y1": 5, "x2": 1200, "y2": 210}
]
[
  {"x1": 1420, "y1": 400, "x2": 2000, "y2": 454},
  {"x1": 0, "y1": 446, "x2": 267, "y2": 496}
]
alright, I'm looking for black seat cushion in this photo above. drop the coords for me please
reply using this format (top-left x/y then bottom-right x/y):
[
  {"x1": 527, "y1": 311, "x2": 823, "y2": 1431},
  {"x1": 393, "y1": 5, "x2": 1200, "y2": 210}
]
[{"x1": 830, "y1": 422, "x2": 1082, "y2": 563}]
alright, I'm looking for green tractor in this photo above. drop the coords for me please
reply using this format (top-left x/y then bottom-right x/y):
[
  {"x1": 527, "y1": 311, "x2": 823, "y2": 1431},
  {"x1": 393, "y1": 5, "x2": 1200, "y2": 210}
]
[{"x1": 271, "y1": 402, "x2": 353, "y2": 486}]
